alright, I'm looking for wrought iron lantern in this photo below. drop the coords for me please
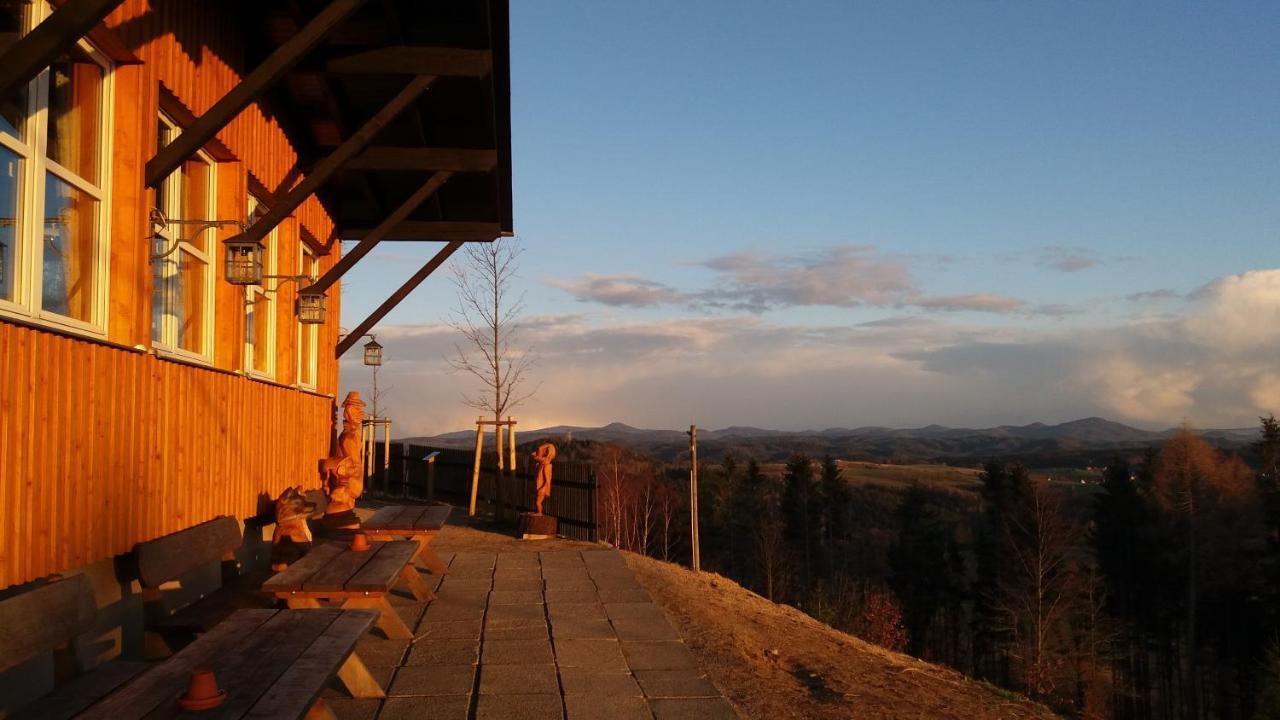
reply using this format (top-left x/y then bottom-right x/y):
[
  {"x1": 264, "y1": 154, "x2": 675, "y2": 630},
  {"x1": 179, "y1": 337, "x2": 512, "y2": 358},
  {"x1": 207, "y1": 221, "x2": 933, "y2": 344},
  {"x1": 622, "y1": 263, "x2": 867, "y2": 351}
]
[
  {"x1": 362, "y1": 337, "x2": 383, "y2": 366},
  {"x1": 296, "y1": 290, "x2": 327, "y2": 324},
  {"x1": 224, "y1": 239, "x2": 264, "y2": 285}
]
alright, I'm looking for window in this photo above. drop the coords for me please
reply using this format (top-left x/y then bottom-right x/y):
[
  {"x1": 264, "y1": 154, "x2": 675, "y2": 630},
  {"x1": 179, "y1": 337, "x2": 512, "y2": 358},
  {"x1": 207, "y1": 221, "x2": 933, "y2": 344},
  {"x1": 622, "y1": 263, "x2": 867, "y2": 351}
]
[
  {"x1": 243, "y1": 194, "x2": 275, "y2": 377},
  {"x1": 297, "y1": 247, "x2": 318, "y2": 388},
  {"x1": 152, "y1": 114, "x2": 215, "y2": 358},
  {"x1": 0, "y1": 2, "x2": 111, "y2": 331}
]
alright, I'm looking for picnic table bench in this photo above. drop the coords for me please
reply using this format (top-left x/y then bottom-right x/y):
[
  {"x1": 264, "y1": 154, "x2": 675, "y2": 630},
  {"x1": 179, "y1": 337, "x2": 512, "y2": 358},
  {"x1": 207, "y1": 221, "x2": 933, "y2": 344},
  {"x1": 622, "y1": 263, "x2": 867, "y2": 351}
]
[
  {"x1": 361, "y1": 505, "x2": 451, "y2": 576},
  {"x1": 73, "y1": 608, "x2": 383, "y2": 720},
  {"x1": 262, "y1": 540, "x2": 433, "y2": 640}
]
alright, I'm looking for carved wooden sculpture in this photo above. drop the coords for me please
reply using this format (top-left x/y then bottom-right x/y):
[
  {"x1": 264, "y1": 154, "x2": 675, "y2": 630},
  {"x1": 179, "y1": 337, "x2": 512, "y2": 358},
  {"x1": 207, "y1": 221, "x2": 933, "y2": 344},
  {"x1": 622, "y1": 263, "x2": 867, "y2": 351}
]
[
  {"x1": 531, "y1": 442, "x2": 556, "y2": 515},
  {"x1": 271, "y1": 486, "x2": 316, "y2": 570},
  {"x1": 321, "y1": 392, "x2": 366, "y2": 520}
]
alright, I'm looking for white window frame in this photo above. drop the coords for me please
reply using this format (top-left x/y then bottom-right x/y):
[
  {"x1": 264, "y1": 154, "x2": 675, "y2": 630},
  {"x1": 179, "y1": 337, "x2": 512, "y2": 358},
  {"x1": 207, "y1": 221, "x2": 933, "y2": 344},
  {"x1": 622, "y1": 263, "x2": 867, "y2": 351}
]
[
  {"x1": 296, "y1": 246, "x2": 319, "y2": 389},
  {"x1": 243, "y1": 194, "x2": 276, "y2": 378},
  {"x1": 152, "y1": 112, "x2": 216, "y2": 362},
  {"x1": 0, "y1": 2, "x2": 113, "y2": 335}
]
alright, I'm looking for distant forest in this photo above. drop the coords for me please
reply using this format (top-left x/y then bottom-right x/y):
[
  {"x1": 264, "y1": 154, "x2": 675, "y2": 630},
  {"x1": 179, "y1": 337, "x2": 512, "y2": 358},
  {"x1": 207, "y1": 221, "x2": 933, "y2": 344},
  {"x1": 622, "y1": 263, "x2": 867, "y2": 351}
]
[{"x1": 565, "y1": 417, "x2": 1280, "y2": 719}]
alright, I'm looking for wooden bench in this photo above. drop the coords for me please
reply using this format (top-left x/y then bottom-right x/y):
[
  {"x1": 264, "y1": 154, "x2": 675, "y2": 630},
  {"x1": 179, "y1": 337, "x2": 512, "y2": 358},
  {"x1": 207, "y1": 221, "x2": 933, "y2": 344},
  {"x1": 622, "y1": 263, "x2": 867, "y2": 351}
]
[
  {"x1": 362, "y1": 504, "x2": 452, "y2": 575},
  {"x1": 71, "y1": 609, "x2": 383, "y2": 719},
  {"x1": 262, "y1": 540, "x2": 433, "y2": 640},
  {"x1": 134, "y1": 516, "x2": 272, "y2": 649},
  {"x1": 1, "y1": 574, "x2": 148, "y2": 720}
]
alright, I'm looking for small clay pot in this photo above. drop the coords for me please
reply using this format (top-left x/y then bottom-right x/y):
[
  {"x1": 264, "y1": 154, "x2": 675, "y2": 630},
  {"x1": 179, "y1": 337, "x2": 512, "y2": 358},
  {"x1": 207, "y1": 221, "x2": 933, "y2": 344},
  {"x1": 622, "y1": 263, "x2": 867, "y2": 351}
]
[
  {"x1": 350, "y1": 532, "x2": 371, "y2": 552},
  {"x1": 177, "y1": 669, "x2": 227, "y2": 711}
]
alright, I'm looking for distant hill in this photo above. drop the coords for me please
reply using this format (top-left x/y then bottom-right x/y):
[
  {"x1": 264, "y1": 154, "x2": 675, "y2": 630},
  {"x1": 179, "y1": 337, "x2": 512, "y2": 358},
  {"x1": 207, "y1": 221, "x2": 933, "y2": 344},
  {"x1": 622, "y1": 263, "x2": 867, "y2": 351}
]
[{"x1": 399, "y1": 416, "x2": 1258, "y2": 466}]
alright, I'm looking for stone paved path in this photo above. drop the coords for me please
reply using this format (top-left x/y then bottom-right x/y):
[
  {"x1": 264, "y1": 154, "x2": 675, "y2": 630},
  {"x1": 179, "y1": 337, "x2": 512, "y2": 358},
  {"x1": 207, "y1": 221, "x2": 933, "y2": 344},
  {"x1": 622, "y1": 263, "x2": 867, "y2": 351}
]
[{"x1": 326, "y1": 549, "x2": 739, "y2": 720}]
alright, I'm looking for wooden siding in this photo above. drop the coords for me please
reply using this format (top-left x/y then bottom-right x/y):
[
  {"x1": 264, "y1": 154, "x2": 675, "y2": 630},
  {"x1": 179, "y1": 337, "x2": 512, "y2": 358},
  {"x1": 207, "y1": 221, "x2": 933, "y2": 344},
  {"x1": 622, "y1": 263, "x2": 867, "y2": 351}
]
[{"x1": 0, "y1": 321, "x2": 334, "y2": 589}]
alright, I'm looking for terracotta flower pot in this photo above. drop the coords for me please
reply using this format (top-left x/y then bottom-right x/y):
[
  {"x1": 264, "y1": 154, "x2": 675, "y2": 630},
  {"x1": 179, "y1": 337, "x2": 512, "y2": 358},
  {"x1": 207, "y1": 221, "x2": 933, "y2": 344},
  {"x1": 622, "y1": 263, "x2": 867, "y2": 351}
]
[
  {"x1": 350, "y1": 532, "x2": 371, "y2": 552},
  {"x1": 177, "y1": 669, "x2": 226, "y2": 711}
]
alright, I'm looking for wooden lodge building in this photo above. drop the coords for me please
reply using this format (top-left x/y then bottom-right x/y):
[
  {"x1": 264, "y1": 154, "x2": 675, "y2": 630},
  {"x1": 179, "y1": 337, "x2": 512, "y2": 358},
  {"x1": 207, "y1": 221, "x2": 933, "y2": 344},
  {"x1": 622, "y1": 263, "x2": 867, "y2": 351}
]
[{"x1": 0, "y1": 0, "x2": 511, "y2": 705}]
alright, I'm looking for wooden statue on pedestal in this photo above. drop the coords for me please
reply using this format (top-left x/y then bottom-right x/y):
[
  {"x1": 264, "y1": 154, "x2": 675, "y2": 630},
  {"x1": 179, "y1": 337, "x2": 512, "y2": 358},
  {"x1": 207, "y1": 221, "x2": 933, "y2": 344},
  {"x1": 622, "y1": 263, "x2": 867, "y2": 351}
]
[
  {"x1": 319, "y1": 392, "x2": 365, "y2": 529},
  {"x1": 518, "y1": 442, "x2": 558, "y2": 539}
]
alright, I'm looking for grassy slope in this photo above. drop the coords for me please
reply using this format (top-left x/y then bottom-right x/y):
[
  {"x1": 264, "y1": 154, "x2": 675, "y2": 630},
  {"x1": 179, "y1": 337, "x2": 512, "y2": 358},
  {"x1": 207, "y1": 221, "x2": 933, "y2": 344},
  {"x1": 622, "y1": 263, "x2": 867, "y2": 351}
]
[{"x1": 626, "y1": 552, "x2": 1058, "y2": 720}]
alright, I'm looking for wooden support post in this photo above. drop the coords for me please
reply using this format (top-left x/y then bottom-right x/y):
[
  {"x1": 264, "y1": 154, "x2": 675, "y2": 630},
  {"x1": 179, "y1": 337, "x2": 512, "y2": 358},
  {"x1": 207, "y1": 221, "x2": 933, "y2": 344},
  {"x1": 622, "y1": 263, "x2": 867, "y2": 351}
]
[
  {"x1": 469, "y1": 417, "x2": 484, "y2": 517},
  {"x1": 384, "y1": 420, "x2": 391, "y2": 470},
  {"x1": 306, "y1": 171, "x2": 452, "y2": 295},
  {"x1": 688, "y1": 424, "x2": 701, "y2": 572},
  {"x1": 0, "y1": 0, "x2": 125, "y2": 101},
  {"x1": 508, "y1": 417, "x2": 517, "y2": 475},
  {"x1": 335, "y1": 241, "x2": 463, "y2": 357},
  {"x1": 143, "y1": 0, "x2": 371, "y2": 186},
  {"x1": 232, "y1": 75, "x2": 435, "y2": 247},
  {"x1": 494, "y1": 417, "x2": 505, "y2": 520}
]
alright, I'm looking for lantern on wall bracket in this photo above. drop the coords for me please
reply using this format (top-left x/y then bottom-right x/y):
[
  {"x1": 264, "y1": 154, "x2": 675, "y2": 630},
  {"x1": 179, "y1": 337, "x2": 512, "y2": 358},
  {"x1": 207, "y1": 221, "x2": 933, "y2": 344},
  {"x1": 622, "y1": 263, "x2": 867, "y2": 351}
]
[
  {"x1": 363, "y1": 337, "x2": 383, "y2": 366},
  {"x1": 149, "y1": 208, "x2": 251, "y2": 279},
  {"x1": 224, "y1": 238, "x2": 266, "y2": 285},
  {"x1": 296, "y1": 289, "x2": 327, "y2": 325}
]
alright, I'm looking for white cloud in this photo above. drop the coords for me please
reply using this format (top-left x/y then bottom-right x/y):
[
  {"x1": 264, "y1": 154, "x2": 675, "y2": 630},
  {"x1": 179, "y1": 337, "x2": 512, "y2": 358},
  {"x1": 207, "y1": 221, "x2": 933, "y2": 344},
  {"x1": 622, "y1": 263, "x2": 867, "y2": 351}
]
[{"x1": 547, "y1": 274, "x2": 686, "y2": 308}]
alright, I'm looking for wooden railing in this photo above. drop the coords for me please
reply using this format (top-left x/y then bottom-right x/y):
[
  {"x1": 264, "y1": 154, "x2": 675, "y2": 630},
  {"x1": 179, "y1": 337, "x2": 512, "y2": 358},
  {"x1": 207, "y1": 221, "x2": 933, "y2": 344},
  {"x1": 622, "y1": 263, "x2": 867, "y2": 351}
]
[{"x1": 370, "y1": 443, "x2": 599, "y2": 542}]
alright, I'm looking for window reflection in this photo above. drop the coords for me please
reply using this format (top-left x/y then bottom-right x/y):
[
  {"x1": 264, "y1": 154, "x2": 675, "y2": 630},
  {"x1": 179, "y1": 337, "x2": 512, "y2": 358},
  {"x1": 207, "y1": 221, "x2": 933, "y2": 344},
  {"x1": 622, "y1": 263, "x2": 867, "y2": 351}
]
[
  {"x1": 0, "y1": 146, "x2": 19, "y2": 301},
  {"x1": 41, "y1": 172, "x2": 97, "y2": 321}
]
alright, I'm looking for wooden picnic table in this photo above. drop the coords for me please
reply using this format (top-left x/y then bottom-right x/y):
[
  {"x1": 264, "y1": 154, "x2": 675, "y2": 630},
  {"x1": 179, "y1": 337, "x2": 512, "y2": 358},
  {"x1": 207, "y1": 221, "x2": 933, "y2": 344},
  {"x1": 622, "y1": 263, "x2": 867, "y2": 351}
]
[
  {"x1": 362, "y1": 505, "x2": 451, "y2": 576},
  {"x1": 262, "y1": 540, "x2": 433, "y2": 640},
  {"x1": 74, "y1": 608, "x2": 382, "y2": 720}
]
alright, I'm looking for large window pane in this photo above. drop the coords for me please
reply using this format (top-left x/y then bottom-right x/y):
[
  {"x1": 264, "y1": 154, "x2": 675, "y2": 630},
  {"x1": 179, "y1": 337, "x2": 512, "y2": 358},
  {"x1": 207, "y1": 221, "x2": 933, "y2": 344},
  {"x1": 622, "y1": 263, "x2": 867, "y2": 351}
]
[
  {"x1": 181, "y1": 158, "x2": 211, "y2": 250},
  {"x1": 178, "y1": 254, "x2": 205, "y2": 352},
  {"x1": 0, "y1": 145, "x2": 19, "y2": 300},
  {"x1": 41, "y1": 172, "x2": 97, "y2": 321},
  {"x1": 45, "y1": 53, "x2": 102, "y2": 183},
  {"x1": 251, "y1": 292, "x2": 270, "y2": 373},
  {"x1": 0, "y1": 4, "x2": 26, "y2": 140}
]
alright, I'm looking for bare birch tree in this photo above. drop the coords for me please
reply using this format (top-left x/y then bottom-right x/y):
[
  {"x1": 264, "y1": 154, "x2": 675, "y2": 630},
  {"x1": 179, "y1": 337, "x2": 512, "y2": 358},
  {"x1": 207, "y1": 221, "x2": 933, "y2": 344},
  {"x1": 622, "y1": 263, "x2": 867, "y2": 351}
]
[{"x1": 447, "y1": 238, "x2": 536, "y2": 425}]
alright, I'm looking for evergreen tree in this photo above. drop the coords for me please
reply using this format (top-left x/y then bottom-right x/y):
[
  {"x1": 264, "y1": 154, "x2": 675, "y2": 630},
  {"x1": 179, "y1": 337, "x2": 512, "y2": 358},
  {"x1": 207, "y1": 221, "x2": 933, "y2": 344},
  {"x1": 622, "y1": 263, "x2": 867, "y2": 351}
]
[
  {"x1": 973, "y1": 459, "x2": 1031, "y2": 683},
  {"x1": 782, "y1": 453, "x2": 819, "y2": 598},
  {"x1": 890, "y1": 484, "x2": 963, "y2": 659},
  {"x1": 819, "y1": 455, "x2": 850, "y2": 580},
  {"x1": 1256, "y1": 414, "x2": 1280, "y2": 544}
]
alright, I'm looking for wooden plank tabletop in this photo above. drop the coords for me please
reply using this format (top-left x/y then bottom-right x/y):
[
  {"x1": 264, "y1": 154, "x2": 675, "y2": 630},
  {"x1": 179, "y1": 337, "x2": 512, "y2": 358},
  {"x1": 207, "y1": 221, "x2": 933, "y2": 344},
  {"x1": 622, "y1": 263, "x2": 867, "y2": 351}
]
[
  {"x1": 363, "y1": 504, "x2": 450, "y2": 533},
  {"x1": 262, "y1": 541, "x2": 416, "y2": 595},
  {"x1": 76, "y1": 609, "x2": 376, "y2": 720}
]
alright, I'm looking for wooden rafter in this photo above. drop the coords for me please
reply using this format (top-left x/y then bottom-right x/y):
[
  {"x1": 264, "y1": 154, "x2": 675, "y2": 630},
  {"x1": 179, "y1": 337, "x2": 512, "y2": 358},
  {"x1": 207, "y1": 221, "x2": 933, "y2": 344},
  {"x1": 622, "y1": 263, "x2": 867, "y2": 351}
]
[
  {"x1": 231, "y1": 75, "x2": 436, "y2": 247},
  {"x1": 0, "y1": 0, "x2": 125, "y2": 100},
  {"x1": 335, "y1": 241, "x2": 465, "y2": 357},
  {"x1": 307, "y1": 171, "x2": 453, "y2": 295},
  {"x1": 346, "y1": 147, "x2": 497, "y2": 172},
  {"x1": 327, "y1": 46, "x2": 492, "y2": 77},
  {"x1": 339, "y1": 221, "x2": 503, "y2": 242},
  {"x1": 144, "y1": 0, "x2": 371, "y2": 187}
]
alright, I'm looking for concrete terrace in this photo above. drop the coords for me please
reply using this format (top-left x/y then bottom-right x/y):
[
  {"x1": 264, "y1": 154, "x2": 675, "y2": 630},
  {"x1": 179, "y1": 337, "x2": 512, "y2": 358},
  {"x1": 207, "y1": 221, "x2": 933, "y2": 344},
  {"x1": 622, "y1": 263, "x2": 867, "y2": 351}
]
[{"x1": 324, "y1": 536, "x2": 739, "y2": 720}]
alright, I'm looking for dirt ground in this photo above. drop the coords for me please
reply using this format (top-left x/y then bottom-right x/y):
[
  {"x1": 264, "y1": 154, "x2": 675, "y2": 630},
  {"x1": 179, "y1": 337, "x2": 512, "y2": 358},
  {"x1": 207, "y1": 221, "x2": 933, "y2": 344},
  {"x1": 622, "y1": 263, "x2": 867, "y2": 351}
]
[{"x1": 404, "y1": 513, "x2": 1055, "y2": 720}]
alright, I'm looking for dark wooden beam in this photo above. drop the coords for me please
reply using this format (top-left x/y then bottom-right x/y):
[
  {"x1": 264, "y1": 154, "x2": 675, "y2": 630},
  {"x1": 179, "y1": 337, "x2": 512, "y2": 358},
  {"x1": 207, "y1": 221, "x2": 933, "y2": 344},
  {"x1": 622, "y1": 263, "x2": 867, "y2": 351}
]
[
  {"x1": 231, "y1": 75, "x2": 436, "y2": 246},
  {"x1": 340, "y1": 221, "x2": 502, "y2": 242},
  {"x1": 336, "y1": 241, "x2": 464, "y2": 357},
  {"x1": 327, "y1": 47, "x2": 492, "y2": 77},
  {"x1": 307, "y1": 171, "x2": 452, "y2": 294},
  {"x1": 0, "y1": 0, "x2": 125, "y2": 100},
  {"x1": 144, "y1": 0, "x2": 371, "y2": 187},
  {"x1": 346, "y1": 147, "x2": 497, "y2": 172}
]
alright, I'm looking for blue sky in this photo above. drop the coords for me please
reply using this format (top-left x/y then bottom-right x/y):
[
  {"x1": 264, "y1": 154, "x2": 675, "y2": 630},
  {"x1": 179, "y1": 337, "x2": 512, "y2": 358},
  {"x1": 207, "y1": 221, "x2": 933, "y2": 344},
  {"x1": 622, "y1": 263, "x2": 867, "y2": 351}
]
[{"x1": 340, "y1": 2, "x2": 1280, "y2": 434}]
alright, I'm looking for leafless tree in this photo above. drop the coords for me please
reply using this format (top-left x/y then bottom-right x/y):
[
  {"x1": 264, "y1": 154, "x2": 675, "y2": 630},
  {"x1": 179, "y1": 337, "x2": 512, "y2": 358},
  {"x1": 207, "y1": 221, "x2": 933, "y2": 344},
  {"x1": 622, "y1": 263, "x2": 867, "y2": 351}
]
[{"x1": 447, "y1": 238, "x2": 536, "y2": 426}]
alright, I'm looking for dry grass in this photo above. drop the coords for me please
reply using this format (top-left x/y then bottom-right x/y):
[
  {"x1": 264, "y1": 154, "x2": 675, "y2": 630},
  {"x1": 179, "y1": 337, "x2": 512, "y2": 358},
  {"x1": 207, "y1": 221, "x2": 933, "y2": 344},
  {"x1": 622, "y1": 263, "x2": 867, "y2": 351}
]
[{"x1": 625, "y1": 553, "x2": 1058, "y2": 720}]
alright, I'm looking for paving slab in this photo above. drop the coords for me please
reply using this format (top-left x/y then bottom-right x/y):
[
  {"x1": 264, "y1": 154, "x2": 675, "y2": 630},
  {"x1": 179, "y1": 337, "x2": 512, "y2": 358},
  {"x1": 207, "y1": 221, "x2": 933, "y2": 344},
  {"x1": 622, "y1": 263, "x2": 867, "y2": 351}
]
[
  {"x1": 492, "y1": 577, "x2": 545, "y2": 592},
  {"x1": 565, "y1": 694, "x2": 652, "y2": 720},
  {"x1": 490, "y1": 590, "x2": 545, "y2": 605},
  {"x1": 484, "y1": 638, "x2": 554, "y2": 664},
  {"x1": 483, "y1": 623, "x2": 550, "y2": 641},
  {"x1": 379, "y1": 695, "x2": 471, "y2": 720},
  {"x1": 649, "y1": 697, "x2": 739, "y2": 720},
  {"x1": 486, "y1": 603, "x2": 547, "y2": 627},
  {"x1": 549, "y1": 616, "x2": 616, "y2": 640},
  {"x1": 604, "y1": 602, "x2": 668, "y2": 621},
  {"x1": 475, "y1": 693, "x2": 564, "y2": 720},
  {"x1": 557, "y1": 668, "x2": 644, "y2": 696},
  {"x1": 611, "y1": 614, "x2": 682, "y2": 641},
  {"x1": 547, "y1": 602, "x2": 607, "y2": 621},
  {"x1": 597, "y1": 587, "x2": 653, "y2": 603},
  {"x1": 544, "y1": 589, "x2": 599, "y2": 605},
  {"x1": 553, "y1": 638, "x2": 628, "y2": 670},
  {"x1": 353, "y1": 637, "x2": 410, "y2": 667},
  {"x1": 620, "y1": 641, "x2": 699, "y2": 671},
  {"x1": 633, "y1": 670, "x2": 721, "y2": 698},
  {"x1": 496, "y1": 553, "x2": 541, "y2": 569},
  {"x1": 479, "y1": 663, "x2": 560, "y2": 695},
  {"x1": 389, "y1": 664, "x2": 477, "y2": 696},
  {"x1": 407, "y1": 638, "x2": 480, "y2": 666},
  {"x1": 418, "y1": 619, "x2": 483, "y2": 640},
  {"x1": 423, "y1": 600, "x2": 488, "y2": 623}
]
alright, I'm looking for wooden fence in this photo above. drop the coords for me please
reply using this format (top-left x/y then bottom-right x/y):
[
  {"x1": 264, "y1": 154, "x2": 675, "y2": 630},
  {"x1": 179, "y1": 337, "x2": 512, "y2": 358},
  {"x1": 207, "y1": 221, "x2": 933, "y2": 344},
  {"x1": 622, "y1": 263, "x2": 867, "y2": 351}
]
[{"x1": 369, "y1": 444, "x2": 599, "y2": 542}]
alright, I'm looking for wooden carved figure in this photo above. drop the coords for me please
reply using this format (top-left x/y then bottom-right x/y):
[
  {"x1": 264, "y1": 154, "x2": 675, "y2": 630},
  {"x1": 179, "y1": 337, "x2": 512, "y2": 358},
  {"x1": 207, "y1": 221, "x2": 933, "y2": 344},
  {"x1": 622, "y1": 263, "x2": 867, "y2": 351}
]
[
  {"x1": 271, "y1": 486, "x2": 316, "y2": 570},
  {"x1": 531, "y1": 442, "x2": 556, "y2": 514},
  {"x1": 321, "y1": 392, "x2": 366, "y2": 518}
]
